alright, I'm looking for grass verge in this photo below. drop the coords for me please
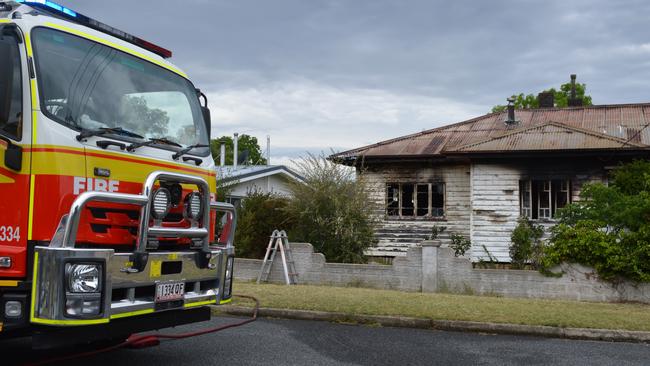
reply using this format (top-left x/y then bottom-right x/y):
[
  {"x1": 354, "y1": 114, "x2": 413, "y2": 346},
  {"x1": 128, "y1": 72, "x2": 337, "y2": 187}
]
[{"x1": 229, "y1": 282, "x2": 650, "y2": 332}]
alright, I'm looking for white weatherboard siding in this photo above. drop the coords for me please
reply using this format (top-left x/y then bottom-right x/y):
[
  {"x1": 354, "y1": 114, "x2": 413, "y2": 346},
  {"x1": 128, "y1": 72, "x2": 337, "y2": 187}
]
[
  {"x1": 227, "y1": 174, "x2": 293, "y2": 198},
  {"x1": 470, "y1": 164, "x2": 521, "y2": 262},
  {"x1": 360, "y1": 158, "x2": 607, "y2": 260},
  {"x1": 361, "y1": 162, "x2": 471, "y2": 256},
  {"x1": 469, "y1": 161, "x2": 607, "y2": 262}
]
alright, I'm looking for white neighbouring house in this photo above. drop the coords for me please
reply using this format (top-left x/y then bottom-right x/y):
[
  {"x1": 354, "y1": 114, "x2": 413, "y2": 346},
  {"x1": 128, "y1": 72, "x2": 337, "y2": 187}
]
[{"x1": 215, "y1": 165, "x2": 304, "y2": 207}]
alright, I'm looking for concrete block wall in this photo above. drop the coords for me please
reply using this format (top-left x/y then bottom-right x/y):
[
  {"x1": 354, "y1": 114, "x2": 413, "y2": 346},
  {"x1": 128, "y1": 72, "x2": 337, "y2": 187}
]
[
  {"x1": 434, "y1": 246, "x2": 650, "y2": 303},
  {"x1": 235, "y1": 243, "x2": 423, "y2": 291},
  {"x1": 234, "y1": 242, "x2": 650, "y2": 303}
]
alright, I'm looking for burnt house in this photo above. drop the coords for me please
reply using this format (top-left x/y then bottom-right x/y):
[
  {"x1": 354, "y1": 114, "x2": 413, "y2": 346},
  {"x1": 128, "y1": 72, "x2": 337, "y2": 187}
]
[{"x1": 331, "y1": 101, "x2": 650, "y2": 261}]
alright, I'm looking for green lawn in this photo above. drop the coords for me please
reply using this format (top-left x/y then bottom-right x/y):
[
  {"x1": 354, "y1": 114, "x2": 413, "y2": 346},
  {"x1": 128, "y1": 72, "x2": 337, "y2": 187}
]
[{"x1": 229, "y1": 282, "x2": 650, "y2": 331}]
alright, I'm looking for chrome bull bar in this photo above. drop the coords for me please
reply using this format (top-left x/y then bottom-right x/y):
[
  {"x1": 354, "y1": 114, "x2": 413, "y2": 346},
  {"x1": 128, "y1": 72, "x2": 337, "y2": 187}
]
[
  {"x1": 30, "y1": 170, "x2": 237, "y2": 325},
  {"x1": 57, "y1": 170, "x2": 236, "y2": 250}
]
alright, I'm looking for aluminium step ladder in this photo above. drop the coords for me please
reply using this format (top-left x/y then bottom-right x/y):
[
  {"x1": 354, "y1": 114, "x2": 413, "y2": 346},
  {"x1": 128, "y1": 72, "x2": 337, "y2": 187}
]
[{"x1": 257, "y1": 230, "x2": 298, "y2": 285}]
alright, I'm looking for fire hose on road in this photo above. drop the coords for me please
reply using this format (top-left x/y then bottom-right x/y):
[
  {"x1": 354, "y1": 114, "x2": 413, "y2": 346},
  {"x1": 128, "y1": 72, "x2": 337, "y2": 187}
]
[{"x1": 25, "y1": 295, "x2": 260, "y2": 366}]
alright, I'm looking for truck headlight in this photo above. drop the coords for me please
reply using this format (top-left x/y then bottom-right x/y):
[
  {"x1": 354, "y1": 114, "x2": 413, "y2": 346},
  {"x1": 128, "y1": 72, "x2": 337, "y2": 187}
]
[
  {"x1": 151, "y1": 187, "x2": 172, "y2": 219},
  {"x1": 66, "y1": 263, "x2": 101, "y2": 293},
  {"x1": 183, "y1": 192, "x2": 203, "y2": 221},
  {"x1": 65, "y1": 263, "x2": 103, "y2": 317}
]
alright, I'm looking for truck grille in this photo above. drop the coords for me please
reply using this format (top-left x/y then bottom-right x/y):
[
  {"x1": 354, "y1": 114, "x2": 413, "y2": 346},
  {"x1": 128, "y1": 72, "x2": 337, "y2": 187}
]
[{"x1": 77, "y1": 204, "x2": 192, "y2": 248}]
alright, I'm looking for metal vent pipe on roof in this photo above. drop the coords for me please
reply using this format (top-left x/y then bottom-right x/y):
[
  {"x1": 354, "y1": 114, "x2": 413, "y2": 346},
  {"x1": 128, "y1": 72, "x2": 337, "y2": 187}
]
[
  {"x1": 220, "y1": 143, "x2": 226, "y2": 166},
  {"x1": 266, "y1": 135, "x2": 271, "y2": 165},
  {"x1": 505, "y1": 97, "x2": 518, "y2": 125},
  {"x1": 568, "y1": 74, "x2": 583, "y2": 107},
  {"x1": 570, "y1": 74, "x2": 577, "y2": 99},
  {"x1": 233, "y1": 133, "x2": 239, "y2": 168}
]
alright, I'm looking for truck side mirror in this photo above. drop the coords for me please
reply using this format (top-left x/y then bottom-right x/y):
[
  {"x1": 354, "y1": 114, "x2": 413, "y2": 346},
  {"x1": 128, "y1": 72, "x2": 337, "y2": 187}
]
[
  {"x1": 196, "y1": 89, "x2": 211, "y2": 138},
  {"x1": 201, "y1": 106, "x2": 211, "y2": 138}
]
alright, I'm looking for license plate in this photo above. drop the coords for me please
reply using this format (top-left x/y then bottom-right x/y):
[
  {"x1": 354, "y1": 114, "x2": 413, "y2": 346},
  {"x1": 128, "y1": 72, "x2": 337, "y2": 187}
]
[{"x1": 155, "y1": 282, "x2": 185, "y2": 303}]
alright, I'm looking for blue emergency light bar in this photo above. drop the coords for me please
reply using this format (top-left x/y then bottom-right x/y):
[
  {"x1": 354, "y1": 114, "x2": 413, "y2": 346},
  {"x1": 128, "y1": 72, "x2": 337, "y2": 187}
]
[{"x1": 15, "y1": 0, "x2": 173, "y2": 58}]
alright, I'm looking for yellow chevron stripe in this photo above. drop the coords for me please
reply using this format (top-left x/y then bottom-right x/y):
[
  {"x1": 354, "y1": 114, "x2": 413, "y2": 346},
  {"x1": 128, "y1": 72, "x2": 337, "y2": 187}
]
[
  {"x1": 0, "y1": 174, "x2": 14, "y2": 184},
  {"x1": 110, "y1": 308, "x2": 154, "y2": 319},
  {"x1": 184, "y1": 299, "x2": 216, "y2": 308}
]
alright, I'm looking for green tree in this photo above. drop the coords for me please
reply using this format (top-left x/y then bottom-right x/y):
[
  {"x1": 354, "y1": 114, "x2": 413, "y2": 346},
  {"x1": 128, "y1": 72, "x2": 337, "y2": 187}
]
[
  {"x1": 284, "y1": 154, "x2": 377, "y2": 263},
  {"x1": 543, "y1": 160, "x2": 650, "y2": 282},
  {"x1": 210, "y1": 134, "x2": 268, "y2": 165},
  {"x1": 235, "y1": 190, "x2": 292, "y2": 259},
  {"x1": 121, "y1": 96, "x2": 169, "y2": 137},
  {"x1": 491, "y1": 79, "x2": 594, "y2": 113}
]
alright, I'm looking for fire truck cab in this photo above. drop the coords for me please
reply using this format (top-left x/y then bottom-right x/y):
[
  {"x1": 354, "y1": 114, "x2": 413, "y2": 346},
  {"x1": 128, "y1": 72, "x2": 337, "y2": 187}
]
[{"x1": 0, "y1": 0, "x2": 236, "y2": 347}]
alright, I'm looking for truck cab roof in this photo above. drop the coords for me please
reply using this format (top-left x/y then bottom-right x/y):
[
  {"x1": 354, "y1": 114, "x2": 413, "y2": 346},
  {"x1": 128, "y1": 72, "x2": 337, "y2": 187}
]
[{"x1": 0, "y1": 0, "x2": 188, "y2": 79}]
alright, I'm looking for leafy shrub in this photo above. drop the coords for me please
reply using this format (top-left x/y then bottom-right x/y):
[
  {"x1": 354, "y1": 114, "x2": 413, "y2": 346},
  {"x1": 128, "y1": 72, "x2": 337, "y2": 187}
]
[
  {"x1": 234, "y1": 190, "x2": 292, "y2": 259},
  {"x1": 475, "y1": 245, "x2": 500, "y2": 269},
  {"x1": 510, "y1": 217, "x2": 544, "y2": 269},
  {"x1": 429, "y1": 225, "x2": 447, "y2": 240},
  {"x1": 543, "y1": 160, "x2": 650, "y2": 282},
  {"x1": 450, "y1": 234, "x2": 471, "y2": 257},
  {"x1": 285, "y1": 154, "x2": 377, "y2": 263}
]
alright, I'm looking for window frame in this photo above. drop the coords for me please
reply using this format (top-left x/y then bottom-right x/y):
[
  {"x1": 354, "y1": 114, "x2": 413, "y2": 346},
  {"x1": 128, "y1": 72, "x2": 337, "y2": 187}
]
[
  {"x1": 520, "y1": 179, "x2": 571, "y2": 220},
  {"x1": 0, "y1": 26, "x2": 24, "y2": 142},
  {"x1": 385, "y1": 182, "x2": 446, "y2": 220}
]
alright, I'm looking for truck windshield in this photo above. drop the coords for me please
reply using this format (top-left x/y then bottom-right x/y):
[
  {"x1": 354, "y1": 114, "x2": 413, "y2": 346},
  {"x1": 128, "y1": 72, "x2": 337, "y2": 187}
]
[{"x1": 31, "y1": 27, "x2": 209, "y2": 155}]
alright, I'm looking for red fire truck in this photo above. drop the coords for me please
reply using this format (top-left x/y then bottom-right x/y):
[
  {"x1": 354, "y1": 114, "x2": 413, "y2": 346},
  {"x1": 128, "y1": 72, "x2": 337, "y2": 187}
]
[{"x1": 0, "y1": 0, "x2": 236, "y2": 348}]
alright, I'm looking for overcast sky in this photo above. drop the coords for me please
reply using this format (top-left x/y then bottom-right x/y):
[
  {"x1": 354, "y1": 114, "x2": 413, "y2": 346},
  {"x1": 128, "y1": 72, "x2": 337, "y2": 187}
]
[{"x1": 60, "y1": 0, "x2": 650, "y2": 165}]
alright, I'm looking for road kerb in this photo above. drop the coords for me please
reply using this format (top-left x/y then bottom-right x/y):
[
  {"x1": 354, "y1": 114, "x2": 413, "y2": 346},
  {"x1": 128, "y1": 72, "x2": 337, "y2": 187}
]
[{"x1": 213, "y1": 305, "x2": 650, "y2": 343}]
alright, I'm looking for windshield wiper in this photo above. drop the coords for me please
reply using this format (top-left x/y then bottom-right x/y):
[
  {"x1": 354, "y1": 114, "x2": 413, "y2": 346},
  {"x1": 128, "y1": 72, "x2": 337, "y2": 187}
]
[
  {"x1": 172, "y1": 143, "x2": 209, "y2": 160},
  {"x1": 127, "y1": 137, "x2": 182, "y2": 152},
  {"x1": 76, "y1": 127, "x2": 144, "y2": 142}
]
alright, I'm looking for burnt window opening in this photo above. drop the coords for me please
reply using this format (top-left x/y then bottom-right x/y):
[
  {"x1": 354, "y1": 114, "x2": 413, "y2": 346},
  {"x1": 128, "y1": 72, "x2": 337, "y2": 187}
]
[
  {"x1": 387, "y1": 184, "x2": 399, "y2": 216},
  {"x1": 520, "y1": 180, "x2": 571, "y2": 219},
  {"x1": 386, "y1": 182, "x2": 445, "y2": 218}
]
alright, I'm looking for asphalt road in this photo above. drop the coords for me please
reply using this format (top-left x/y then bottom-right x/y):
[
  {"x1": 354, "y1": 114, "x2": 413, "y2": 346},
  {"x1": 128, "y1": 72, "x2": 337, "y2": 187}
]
[{"x1": 3, "y1": 316, "x2": 649, "y2": 366}]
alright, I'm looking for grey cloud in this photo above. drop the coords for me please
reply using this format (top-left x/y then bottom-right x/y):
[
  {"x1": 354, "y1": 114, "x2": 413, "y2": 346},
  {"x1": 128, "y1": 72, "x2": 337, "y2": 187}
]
[{"x1": 56, "y1": 0, "x2": 650, "y2": 157}]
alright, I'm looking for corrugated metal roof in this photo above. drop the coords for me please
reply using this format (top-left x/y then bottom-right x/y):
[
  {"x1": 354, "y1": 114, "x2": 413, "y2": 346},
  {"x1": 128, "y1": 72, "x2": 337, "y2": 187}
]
[
  {"x1": 331, "y1": 103, "x2": 650, "y2": 161},
  {"x1": 454, "y1": 121, "x2": 644, "y2": 152}
]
